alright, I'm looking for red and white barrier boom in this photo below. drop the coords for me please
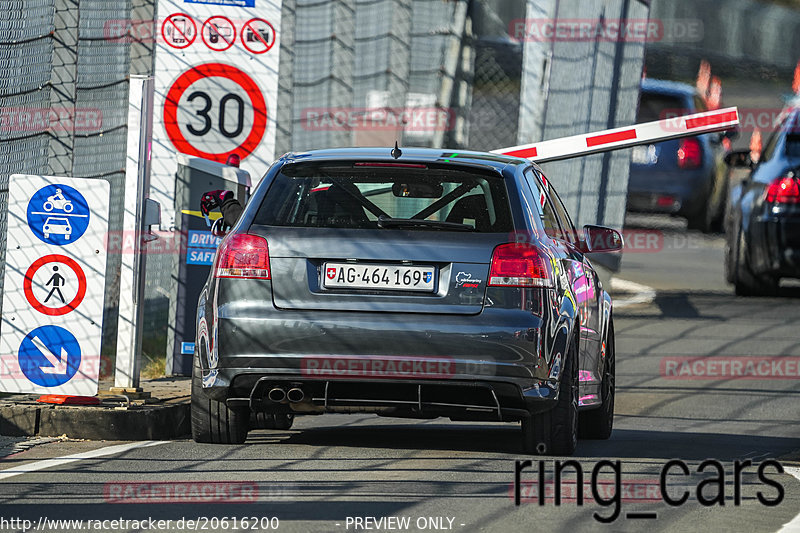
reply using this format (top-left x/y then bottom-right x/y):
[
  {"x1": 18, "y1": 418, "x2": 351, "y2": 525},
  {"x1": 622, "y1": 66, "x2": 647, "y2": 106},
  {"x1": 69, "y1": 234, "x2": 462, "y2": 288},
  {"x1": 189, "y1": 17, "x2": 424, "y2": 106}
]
[{"x1": 492, "y1": 107, "x2": 739, "y2": 162}]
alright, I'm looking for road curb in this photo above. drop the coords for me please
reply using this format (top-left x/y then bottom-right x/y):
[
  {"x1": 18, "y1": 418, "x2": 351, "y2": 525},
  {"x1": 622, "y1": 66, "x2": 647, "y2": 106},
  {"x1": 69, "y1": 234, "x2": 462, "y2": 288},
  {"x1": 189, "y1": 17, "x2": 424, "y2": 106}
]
[
  {"x1": 0, "y1": 398, "x2": 190, "y2": 440},
  {"x1": 0, "y1": 377, "x2": 191, "y2": 440}
]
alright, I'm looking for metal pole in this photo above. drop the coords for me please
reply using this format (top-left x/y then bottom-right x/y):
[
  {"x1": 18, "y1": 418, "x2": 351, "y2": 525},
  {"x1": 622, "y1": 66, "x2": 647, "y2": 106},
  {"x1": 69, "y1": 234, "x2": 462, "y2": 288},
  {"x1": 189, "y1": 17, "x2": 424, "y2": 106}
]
[{"x1": 114, "y1": 76, "x2": 154, "y2": 390}]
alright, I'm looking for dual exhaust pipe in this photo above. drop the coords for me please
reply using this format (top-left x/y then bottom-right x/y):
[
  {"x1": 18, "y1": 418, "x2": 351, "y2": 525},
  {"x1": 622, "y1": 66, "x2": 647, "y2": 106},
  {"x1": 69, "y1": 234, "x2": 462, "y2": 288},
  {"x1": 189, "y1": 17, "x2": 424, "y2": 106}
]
[{"x1": 268, "y1": 386, "x2": 304, "y2": 403}]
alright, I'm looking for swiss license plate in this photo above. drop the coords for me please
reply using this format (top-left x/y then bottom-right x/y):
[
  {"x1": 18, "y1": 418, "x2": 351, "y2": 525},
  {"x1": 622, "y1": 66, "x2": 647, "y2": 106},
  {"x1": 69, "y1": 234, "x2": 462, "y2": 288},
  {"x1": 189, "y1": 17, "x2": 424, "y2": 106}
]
[{"x1": 323, "y1": 263, "x2": 436, "y2": 292}]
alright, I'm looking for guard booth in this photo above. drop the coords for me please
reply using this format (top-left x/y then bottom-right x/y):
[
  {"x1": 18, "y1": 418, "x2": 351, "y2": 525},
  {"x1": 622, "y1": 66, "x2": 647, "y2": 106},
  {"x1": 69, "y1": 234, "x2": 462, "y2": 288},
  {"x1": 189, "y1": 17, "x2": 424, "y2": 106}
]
[{"x1": 166, "y1": 155, "x2": 251, "y2": 376}]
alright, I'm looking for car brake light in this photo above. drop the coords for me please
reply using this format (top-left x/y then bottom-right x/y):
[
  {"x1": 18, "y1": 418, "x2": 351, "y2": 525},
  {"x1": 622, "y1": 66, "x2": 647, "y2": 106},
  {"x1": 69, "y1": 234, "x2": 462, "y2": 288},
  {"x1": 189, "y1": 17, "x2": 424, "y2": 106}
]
[
  {"x1": 488, "y1": 243, "x2": 554, "y2": 288},
  {"x1": 677, "y1": 138, "x2": 702, "y2": 169},
  {"x1": 765, "y1": 176, "x2": 800, "y2": 204},
  {"x1": 214, "y1": 234, "x2": 271, "y2": 279}
]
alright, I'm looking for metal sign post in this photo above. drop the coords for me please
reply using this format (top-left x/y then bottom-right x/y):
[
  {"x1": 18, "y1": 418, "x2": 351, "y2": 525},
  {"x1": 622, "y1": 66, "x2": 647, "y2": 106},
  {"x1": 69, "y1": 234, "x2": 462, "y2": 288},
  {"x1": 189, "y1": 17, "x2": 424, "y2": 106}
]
[{"x1": 113, "y1": 76, "x2": 157, "y2": 391}]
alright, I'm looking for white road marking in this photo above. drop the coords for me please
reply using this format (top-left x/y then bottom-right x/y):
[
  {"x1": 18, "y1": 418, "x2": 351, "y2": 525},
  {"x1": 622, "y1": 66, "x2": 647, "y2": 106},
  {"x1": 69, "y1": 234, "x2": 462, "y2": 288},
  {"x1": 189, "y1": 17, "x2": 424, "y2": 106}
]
[
  {"x1": 0, "y1": 441, "x2": 166, "y2": 481},
  {"x1": 610, "y1": 278, "x2": 656, "y2": 309},
  {"x1": 777, "y1": 467, "x2": 800, "y2": 533}
]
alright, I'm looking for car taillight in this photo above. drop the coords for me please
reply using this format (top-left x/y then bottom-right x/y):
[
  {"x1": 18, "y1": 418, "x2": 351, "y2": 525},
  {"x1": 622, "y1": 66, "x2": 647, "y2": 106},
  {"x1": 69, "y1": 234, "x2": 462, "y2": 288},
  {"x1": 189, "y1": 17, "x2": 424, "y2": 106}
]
[
  {"x1": 488, "y1": 243, "x2": 554, "y2": 288},
  {"x1": 677, "y1": 138, "x2": 702, "y2": 169},
  {"x1": 214, "y1": 234, "x2": 271, "y2": 279},
  {"x1": 764, "y1": 176, "x2": 800, "y2": 204}
]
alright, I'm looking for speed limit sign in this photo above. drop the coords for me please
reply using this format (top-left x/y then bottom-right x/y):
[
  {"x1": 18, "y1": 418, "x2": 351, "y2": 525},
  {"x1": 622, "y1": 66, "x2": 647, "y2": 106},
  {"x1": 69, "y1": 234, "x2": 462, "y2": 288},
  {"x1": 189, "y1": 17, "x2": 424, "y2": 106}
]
[{"x1": 162, "y1": 63, "x2": 267, "y2": 162}]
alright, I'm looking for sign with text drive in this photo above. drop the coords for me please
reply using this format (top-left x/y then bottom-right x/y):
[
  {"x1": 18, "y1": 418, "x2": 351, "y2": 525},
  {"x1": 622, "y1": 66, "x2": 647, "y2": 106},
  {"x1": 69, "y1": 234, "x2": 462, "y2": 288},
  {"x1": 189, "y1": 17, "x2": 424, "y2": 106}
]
[
  {"x1": 0, "y1": 175, "x2": 110, "y2": 394},
  {"x1": 152, "y1": 0, "x2": 281, "y2": 229}
]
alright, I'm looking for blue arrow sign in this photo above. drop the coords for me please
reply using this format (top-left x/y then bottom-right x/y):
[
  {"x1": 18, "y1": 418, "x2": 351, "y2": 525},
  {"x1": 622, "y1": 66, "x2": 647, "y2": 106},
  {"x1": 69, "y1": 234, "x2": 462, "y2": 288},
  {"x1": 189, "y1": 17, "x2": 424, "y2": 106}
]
[
  {"x1": 18, "y1": 325, "x2": 82, "y2": 387},
  {"x1": 26, "y1": 184, "x2": 91, "y2": 245}
]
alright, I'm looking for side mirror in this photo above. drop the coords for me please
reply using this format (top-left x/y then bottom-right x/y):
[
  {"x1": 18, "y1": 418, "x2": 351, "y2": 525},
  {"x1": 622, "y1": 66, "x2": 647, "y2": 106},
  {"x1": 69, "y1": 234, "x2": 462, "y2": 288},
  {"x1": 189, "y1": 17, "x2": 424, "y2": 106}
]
[
  {"x1": 211, "y1": 217, "x2": 228, "y2": 237},
  {"x1": 581, "y1": 225, "x2": 623, "y2": 253},
  {"x1": 724, "y1": 149, "x2": 753, "y2": 169}
]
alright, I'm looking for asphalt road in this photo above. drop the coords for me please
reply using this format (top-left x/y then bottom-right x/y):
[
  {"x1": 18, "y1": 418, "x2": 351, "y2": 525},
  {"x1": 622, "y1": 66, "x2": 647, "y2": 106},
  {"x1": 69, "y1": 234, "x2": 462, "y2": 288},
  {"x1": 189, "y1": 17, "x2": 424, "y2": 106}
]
[{"x1": 1, "y1": 217, "x2": 799, "y2": 533}]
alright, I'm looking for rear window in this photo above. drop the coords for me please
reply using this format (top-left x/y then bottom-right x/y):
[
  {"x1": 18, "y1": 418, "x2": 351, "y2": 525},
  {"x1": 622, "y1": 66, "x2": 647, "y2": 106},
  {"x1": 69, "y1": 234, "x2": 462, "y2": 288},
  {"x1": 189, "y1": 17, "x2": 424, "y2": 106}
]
[
  {"x1": 636, "y1": 91, "x2": 690, "y2": 123},
  {"x1": 253, "y1": 163, "x2": 513, "y2": 232}
]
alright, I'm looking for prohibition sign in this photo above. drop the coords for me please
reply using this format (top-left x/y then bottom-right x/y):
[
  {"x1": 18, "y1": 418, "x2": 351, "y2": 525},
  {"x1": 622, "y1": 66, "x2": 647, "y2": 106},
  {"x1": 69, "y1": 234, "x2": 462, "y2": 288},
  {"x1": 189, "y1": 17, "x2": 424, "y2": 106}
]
[
  {"x1": 163, "y1": 63, "x2": 268, "y2": 162},
  {"x1": 23, "y1": 254, "x2": 87, "y2": 316},
  {"x1": 201, "y1": 16, "x2": 235, "y2": 52},
  {"x1": 240, "y1": 18, "x2": 276, "y2": 54},
  {"x1": 162, "y1": 13, "x2": 197, "y2": 49}
]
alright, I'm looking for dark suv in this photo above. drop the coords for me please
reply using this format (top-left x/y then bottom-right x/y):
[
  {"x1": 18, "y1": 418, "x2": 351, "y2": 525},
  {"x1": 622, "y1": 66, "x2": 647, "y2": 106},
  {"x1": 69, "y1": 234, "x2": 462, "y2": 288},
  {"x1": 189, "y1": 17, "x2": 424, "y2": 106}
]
[{"x1": 192, "y1": 148, "x2": 621, "y2": 455}]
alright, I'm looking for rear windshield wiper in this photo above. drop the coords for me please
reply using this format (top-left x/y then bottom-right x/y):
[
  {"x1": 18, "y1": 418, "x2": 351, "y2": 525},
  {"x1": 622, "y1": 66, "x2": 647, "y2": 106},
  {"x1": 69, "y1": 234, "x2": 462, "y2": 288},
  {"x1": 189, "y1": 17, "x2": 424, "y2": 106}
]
[{"x1": 376, "y1": 216, "x2": 475, "y2": 232}]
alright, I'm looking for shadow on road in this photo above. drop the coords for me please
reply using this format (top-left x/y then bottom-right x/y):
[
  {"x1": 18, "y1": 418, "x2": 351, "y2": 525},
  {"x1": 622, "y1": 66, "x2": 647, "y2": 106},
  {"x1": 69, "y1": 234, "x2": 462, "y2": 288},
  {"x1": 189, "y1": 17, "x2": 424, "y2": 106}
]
[{"x1": 242, "y1": 423, "x2": 799, "y2": 462}]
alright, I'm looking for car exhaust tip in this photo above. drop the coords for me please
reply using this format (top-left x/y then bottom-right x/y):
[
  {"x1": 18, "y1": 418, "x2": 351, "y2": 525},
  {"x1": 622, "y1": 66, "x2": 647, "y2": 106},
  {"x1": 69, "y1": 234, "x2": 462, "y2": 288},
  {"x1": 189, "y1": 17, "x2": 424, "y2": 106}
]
[
  {"x1": 287, "y1": 387, "x2": 304, "y2": 403},
  {"x1": 268, "y1": 387, "x2": 286, "y2": 403}
]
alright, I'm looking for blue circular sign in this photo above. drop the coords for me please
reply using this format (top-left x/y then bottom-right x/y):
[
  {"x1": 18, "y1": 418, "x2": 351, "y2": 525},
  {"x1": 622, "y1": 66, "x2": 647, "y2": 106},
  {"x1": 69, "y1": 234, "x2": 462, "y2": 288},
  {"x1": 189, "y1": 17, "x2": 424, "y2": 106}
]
[
  {"x1": 26, "y1": 184, "x2": 91, "y2": 246},
  {"x1": 18, "y1": 325, "x2": 82, "y2": 387}
]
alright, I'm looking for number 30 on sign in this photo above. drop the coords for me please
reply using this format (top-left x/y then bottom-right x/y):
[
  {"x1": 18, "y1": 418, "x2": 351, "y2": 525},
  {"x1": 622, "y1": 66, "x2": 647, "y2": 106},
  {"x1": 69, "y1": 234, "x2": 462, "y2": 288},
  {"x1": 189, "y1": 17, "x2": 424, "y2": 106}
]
[{"x1": 163, "y1": 62, "x2": 268, "y2": 163}]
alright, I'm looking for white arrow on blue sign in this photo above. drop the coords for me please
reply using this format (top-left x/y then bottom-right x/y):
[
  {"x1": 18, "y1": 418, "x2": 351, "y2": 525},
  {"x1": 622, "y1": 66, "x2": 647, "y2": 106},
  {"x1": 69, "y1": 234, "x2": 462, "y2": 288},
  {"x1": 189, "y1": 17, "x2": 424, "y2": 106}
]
[{"x1": 18, "y1": 326, "x2": 82, "y2": 387}]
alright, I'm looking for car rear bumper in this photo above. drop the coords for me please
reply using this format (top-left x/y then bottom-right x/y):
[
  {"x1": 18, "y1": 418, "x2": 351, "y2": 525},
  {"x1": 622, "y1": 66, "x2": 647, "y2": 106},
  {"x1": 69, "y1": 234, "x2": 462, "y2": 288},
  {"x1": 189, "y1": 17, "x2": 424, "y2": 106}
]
[
  {"x1": 211, "y1": 374, "x2": 557, "y2": 422},
  {"x1": 626, "y1": 167, "x2": 710, "y2": 216},
  {"x1": 752, "y1": 213, "x2": 800, "y2": 277},
  {"x1": 199, "y1": 306, "x2": 560, "y2": 418}
]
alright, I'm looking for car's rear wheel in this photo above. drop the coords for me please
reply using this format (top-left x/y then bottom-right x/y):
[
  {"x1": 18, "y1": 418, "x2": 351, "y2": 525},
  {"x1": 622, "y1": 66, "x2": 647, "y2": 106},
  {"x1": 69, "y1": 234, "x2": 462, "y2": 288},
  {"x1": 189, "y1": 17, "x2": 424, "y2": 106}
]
[
  {"x1": 732, "y1": 228, "x2": 778, "y2": 296},
  {"x1": 522, "y1": 336, "x2": 578, "y2": 455},
  {"x1": 579, "y1": 320, "x2": 615, "y2": 439},
  {"x1": 191, "y1": 356, "x2": 249, "y2": 444}
]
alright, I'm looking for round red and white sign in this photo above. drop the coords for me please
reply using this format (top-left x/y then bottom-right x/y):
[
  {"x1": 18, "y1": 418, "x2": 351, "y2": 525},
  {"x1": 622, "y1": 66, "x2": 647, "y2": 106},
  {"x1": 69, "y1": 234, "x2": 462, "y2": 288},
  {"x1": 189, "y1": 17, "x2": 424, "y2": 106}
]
[
  {"x1": 201, "y1": 16, "x2": 236, "y2": 52},
  {"x1": 161, "y1": 13, "x2": 197, "y2": 50},
  {"x1": 23, "y1": 254, "x2": 87, "y2": 316},
  {"x1": 162, "y1": 63, "x2": 268, "y2": 163},
  {"x1": 240, "y1": 18, "x2": 276, "y2": 54}
]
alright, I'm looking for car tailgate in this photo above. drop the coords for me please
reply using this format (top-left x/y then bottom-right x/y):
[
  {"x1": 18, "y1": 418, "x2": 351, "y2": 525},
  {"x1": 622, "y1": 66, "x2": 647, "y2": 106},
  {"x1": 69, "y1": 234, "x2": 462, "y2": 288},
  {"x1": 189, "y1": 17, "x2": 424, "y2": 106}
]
[{"x1": 252, "y1": 226, "x2": 505, "y2": 314}]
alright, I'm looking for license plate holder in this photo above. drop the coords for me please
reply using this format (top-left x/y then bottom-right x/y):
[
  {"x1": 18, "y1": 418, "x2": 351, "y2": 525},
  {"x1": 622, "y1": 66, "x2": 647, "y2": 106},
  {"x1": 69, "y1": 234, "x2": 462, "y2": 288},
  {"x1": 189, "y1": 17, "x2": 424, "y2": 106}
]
[{"x1": 322, "y1": 263, "x2": 436, "y2": 292}]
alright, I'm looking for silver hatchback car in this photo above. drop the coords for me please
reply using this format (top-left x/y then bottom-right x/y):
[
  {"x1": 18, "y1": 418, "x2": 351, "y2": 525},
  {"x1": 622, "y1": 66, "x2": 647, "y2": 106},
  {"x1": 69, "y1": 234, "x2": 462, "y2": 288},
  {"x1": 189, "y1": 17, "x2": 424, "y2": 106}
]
[{"x1": 192, "y1": 147, "x2": 621, "y2": 455}]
